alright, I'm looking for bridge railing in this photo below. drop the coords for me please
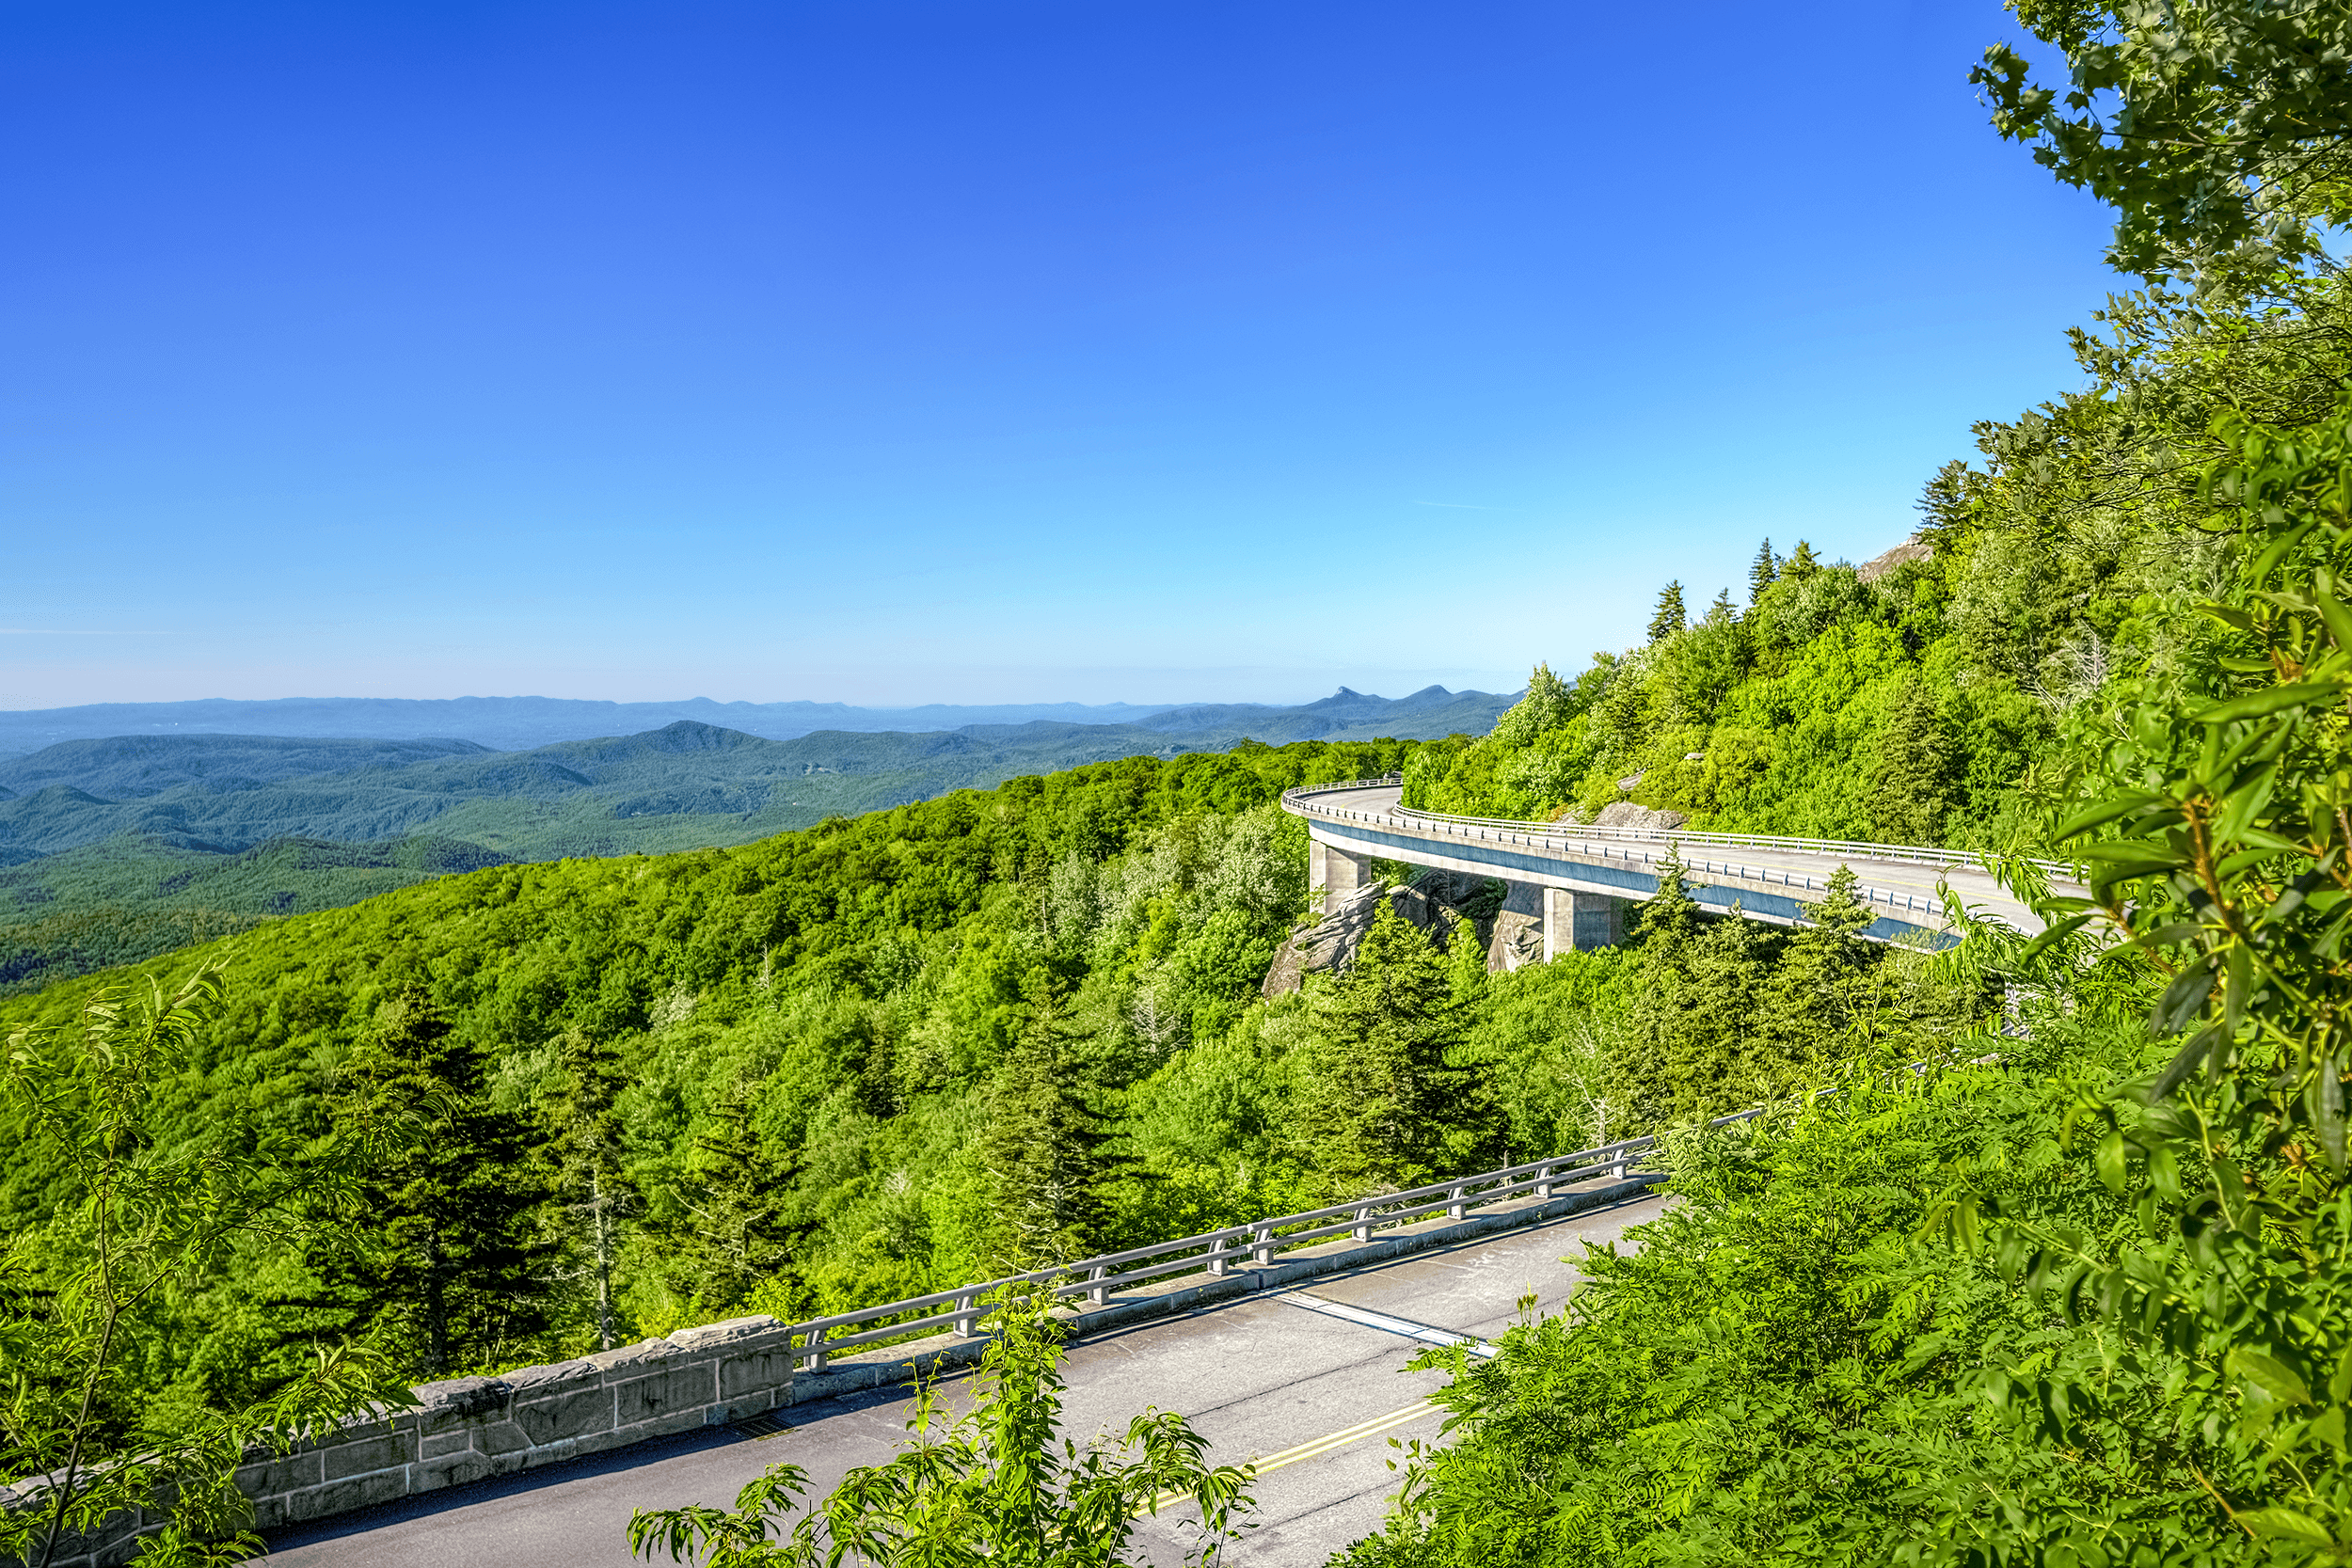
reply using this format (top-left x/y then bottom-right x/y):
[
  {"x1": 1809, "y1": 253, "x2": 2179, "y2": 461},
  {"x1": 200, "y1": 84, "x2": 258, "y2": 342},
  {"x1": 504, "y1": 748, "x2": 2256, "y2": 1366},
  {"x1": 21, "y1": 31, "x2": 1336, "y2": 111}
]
[{"x1": 774, "y1": 1121, "x2": 1738, "y2": 1371}]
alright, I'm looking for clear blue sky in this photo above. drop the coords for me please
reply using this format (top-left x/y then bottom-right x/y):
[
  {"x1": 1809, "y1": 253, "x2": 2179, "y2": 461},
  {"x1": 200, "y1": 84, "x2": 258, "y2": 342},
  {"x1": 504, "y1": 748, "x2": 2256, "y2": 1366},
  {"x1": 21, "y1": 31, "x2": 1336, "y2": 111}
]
[{"x1": 4, "y1": 0, "x2": 2116, "y2": 711}]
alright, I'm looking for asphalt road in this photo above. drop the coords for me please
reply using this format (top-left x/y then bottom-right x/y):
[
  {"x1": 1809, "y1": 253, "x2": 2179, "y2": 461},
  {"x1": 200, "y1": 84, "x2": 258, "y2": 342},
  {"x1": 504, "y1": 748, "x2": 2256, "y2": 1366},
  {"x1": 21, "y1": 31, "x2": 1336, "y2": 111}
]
[{"x1": 259, "y1": 1192, "x2": 1669, "y2": 1568}]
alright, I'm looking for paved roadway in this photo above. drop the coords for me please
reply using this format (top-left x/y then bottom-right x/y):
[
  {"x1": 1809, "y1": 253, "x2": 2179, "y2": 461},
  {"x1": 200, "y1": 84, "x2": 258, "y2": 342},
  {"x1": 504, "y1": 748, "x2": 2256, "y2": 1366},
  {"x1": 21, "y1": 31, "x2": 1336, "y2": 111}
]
[
  {"x1": 260, "y1": 1193, "x2": 1669, "y2": 1568},
  {"x1": 1302, "y1": 784, "x2": 2057, "y2": 935}
]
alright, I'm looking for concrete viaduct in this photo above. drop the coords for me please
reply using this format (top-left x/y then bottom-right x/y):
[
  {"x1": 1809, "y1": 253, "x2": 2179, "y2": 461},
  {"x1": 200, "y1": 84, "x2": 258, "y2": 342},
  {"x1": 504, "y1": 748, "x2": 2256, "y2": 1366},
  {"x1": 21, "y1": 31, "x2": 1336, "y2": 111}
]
[{"x1": 1287, "y1": 777, "x2": 2070, "y2": 953}]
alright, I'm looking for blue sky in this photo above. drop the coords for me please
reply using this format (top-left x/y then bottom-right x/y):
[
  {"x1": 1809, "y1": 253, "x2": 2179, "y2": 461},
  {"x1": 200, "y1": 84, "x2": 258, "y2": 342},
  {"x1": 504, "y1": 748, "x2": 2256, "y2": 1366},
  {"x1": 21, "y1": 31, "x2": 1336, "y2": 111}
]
[{"x1": 3, "y1": 0, "x2": 2117, "y2": 710}]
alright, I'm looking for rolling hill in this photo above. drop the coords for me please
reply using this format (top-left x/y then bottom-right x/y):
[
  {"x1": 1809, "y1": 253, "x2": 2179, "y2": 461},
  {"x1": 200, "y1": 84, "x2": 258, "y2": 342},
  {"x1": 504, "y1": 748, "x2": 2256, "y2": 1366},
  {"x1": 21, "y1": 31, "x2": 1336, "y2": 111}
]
[{"x1": 0, "y1": 687, "x2": 1516, "y2": 990}]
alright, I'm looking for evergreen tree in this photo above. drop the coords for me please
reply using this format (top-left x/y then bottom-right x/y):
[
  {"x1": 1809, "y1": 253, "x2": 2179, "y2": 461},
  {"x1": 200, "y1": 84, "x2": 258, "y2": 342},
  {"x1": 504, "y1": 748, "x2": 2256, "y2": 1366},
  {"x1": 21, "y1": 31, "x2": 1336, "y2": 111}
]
[
  {"x1": 1753, "y1": 863, "x2": 1878, "y2": 1079},
  {"x1": 1707, "y1": 587, "x2": 1739, "y2": 624},
  {"x1": 976, "y1": 976, "x2": 1117, "y2": 1270},
  {"x1": 1749, "y1": 538, "x2": 1778, "y2": 604},
  {"x1": 1646, "y1": 581, "x2": 1687, "y2": 642},
  {"x1": 1866, "y1": 684, "x2": 1957, "y2": 844},
  {"x1": 538, "y1": 1027, "x2": 636, "y2": 1351},
  {"x1": 1608, "y1": 846, "x2": 1772, "y2": 1126},
  {"x1": 297, "y1": 990, "x2": 554, "y2": 1378},
  {"x1": 1295, "y1": 904, "x2": 1479, "y2": 1190},
  {"x1": 660, "y1": 1079, "x2": 802, "y2": 1320},
  {"x1": 1783, "y1": 539, "x2": 1820, "y2": 580}
]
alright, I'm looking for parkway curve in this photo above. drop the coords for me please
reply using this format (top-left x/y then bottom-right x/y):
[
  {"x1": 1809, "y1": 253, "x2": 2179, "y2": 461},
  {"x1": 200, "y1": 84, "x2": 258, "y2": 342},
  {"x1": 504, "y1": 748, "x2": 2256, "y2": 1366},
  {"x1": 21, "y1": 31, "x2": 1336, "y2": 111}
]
[
  {"x1": 1284, "y1": 779, "x2": 2075, "y2": 949},
  {"x1": 232, "y1": 789, "x2": 2065, "y2": 1564}
]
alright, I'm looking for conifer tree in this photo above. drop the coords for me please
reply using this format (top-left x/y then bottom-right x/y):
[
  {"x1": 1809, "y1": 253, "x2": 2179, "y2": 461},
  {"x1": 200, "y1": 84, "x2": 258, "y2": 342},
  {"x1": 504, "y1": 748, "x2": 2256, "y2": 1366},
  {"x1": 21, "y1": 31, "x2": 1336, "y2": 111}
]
[
  {"x1": 1609, "y1": 844, "x2": 1773, "y2": 1124},
  {"x1": 1783, "y1": 540, "x2": 1820, "y2": 580},
  {"x1": 1646, "y1": 581, "x2": 1687, "y2": 642},
  {"x1": 539, "y1": 1026, "x2": 636, "y2": 1351},
  {"x1": 660, "y1": 1079, "x2": 802, "y2": 1320},
  {"x1": 1754, "y1": 864, "x2": 1878, "y2": 1077},
  {"x1": 1749, "y1": 538, "x2": 1778, "y2": 603},
  {"x1": 1295, "y1": 904, "x2": 1478, "y2": 1190},
  {"x1": 1707, "y1": 587, "x2": 1739, "y2": 624},
  {"x1": 1866, "y1": 684, "x2": 1957, "y2": 844},
  {"x1": 297, "y1": 990, "x2": 554, "y2": 1378},
  {"x1": 976, "y1": 976, "x2": 1117, "y2": 1270}
]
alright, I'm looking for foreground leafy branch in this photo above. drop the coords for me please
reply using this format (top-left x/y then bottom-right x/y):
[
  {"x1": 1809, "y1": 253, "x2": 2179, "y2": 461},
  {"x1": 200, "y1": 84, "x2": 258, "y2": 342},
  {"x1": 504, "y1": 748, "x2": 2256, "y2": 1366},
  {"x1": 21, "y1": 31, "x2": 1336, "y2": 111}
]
[
  {"x1": 0, "y1": 965, "x2": 418, "y2": 1568},
  {"x1": 1935, "y1": 395, "x2": 2352, "y2": 1553},
  {"x1": 628, "y1": 1290, "x2": 1253, "y2": 1567}
]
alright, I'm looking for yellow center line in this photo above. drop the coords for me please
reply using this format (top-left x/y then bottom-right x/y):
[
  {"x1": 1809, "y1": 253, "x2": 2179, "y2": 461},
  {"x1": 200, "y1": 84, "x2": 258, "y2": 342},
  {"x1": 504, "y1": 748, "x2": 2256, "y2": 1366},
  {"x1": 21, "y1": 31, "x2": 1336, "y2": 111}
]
[{"x1": 1142, "y1": 1398, "x2": 1441, "y2": 1514}]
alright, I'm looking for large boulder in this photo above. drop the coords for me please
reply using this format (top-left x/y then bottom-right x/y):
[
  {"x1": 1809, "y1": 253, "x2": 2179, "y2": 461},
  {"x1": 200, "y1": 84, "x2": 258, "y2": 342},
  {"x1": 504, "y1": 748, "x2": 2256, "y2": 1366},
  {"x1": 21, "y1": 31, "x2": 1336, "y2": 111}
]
[
  {"x1": 1262, "y1": 872, "x2": 1499, "y2": 996},
  {"x1": 1593, "y1": 800, "x2": 1688, "y2": 832},
  {"x1": 1484, "y1": 880, "x2": 1545, "y2": 973}
]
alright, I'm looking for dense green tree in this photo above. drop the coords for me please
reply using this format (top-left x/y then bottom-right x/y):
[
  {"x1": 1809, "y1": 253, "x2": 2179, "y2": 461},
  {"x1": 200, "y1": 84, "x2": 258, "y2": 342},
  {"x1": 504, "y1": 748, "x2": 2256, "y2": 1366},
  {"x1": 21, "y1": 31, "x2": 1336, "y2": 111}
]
[
  {"x1": 1753, "y1": 864, "x2": 1877, "y2": 1078},
  {"x1": 658, "y1": 1079, "x2": 803, "y2": 1321},
  {"x1": 1645, "y1": 581, "x2": 1686, "y2": 643},
  {"x1": 1866, "y1": 684, "x2": 1957, "y2": 845},
  {"x1": 295, "y1": 990, "x2": 554, "y2": 1379},
  {"x1": 1293, "y1": 906, "x2": 1483, "y2": 1190},
  {"x1": 1749, "y1": 538, "x2": 1778, "y2": 604},
  {"x1": 1782, "y1": 539, "x2": 1820, "y2": 580},
  {"x1": 976, "y1": 978, "x2": 1120, "y2": 1269},
  {"x1": 539, "y1": 1026, "x2": 637, "y2": 1351}
]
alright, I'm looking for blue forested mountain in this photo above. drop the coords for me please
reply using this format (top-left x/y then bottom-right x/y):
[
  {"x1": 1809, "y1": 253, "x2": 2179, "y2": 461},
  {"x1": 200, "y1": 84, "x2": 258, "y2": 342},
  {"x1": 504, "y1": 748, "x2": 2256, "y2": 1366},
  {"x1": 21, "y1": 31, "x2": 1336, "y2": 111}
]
[
  {"x1": 0, "y1": 689, "x2": 1517, "y2": 990},
  {"x1": 0, "y1": 686, "x2": 1513, "y2": 756}
]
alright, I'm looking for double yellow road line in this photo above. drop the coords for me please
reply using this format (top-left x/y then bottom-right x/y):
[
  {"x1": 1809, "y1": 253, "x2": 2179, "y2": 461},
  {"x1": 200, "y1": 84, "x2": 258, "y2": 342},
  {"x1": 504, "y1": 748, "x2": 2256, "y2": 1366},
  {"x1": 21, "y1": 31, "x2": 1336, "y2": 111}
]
[{"x1": 1145, "y1": 1398, "x2": 1439, "y2": 1513}]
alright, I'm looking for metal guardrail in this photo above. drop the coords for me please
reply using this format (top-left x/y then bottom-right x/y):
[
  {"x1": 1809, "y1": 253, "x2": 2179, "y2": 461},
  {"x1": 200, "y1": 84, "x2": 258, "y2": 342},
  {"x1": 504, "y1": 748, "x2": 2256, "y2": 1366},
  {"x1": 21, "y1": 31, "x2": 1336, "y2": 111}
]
[
  {"x1": 1281, "y1": 777, "x2": 2079, "y2": 920},
  {"x1": 774, "y1": 1124, "x2": 1727, "y2": 1371}
]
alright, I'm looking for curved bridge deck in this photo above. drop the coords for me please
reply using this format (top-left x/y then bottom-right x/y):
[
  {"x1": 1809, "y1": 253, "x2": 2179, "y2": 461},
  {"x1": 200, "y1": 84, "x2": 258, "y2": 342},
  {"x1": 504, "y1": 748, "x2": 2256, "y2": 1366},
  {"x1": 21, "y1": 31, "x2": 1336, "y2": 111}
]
[{"x1": 1284, "y1": 780, "x2": 2073, "y2": 947}]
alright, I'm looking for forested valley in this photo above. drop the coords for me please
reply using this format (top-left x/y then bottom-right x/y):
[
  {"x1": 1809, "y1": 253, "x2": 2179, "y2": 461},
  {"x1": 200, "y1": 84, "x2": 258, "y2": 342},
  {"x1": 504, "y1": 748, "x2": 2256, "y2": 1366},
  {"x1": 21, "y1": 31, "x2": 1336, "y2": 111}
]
[{"x1": 13, "y1": 1, "x2": 2352, "y2": 1561}]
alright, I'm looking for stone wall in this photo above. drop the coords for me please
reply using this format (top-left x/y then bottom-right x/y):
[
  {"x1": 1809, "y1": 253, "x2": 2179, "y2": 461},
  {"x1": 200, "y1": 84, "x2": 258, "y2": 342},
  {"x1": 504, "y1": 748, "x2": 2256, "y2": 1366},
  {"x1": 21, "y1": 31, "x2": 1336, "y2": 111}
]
[{"x1": 8, "y1": 1315, "x2": 797, "y2": 1568}]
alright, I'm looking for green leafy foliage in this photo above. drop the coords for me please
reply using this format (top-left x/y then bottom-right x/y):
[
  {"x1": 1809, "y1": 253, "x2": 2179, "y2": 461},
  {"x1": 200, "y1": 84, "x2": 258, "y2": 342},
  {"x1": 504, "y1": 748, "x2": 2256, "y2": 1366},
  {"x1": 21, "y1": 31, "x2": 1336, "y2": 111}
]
[
  {"x1": 0, "y1": 969, "x2": 416, "y2": 1568},
  {"x1": 1974, "y1": 0, "x2": 2352, "y2": 290},
  {"x1": 625, "y1": 1291, "x2": 1253, "y2": 1567}
]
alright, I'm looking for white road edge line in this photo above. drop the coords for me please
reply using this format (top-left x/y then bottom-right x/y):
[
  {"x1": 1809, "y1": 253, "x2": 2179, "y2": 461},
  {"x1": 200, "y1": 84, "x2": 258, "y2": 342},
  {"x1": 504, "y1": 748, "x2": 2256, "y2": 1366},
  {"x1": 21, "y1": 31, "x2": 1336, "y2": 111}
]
[{"x1": 1275, "y1": 1291, "x2": 1499, "y2": 1359}]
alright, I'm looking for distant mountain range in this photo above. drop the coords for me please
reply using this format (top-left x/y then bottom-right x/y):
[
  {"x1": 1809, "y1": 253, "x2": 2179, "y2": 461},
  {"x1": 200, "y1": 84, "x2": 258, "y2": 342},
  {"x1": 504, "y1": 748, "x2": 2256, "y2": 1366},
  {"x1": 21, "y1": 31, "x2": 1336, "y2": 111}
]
[
  {"x1": 0, "y1": 687, "x2": 1502, "y2": 755},
  {"x1": 0, "y1": 686, "x2": 1517, "y2": 991}
]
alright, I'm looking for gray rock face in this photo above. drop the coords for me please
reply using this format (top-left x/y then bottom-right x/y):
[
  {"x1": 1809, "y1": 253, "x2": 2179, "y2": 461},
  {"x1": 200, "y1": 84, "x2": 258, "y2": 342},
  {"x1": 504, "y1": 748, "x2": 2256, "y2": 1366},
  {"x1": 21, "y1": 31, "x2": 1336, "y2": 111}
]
[
  {"x1": 1485, "y1": 880, "x2": 1545, "y2": 973},
  {"x1": 1262, "y1": 871, "x2": 1509, "y2": 996},
  {"x1": 1857, "y1": 534, "x2": 1933, "y2": 584},
  {"x1": 1594, "y1": 801, "x2": 1688, "y2": 832}
]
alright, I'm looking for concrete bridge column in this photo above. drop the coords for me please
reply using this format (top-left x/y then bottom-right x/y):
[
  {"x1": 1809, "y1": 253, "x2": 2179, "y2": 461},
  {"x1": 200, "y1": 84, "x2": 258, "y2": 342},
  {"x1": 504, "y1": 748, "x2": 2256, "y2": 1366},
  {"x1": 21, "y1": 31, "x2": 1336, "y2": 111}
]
[
  {"x1": 1544, "y1": 888, "x2": 1626, "y2": 958},
  {"x1": 1308, "y1": 838, "x2": 1370, "y2": 918}
]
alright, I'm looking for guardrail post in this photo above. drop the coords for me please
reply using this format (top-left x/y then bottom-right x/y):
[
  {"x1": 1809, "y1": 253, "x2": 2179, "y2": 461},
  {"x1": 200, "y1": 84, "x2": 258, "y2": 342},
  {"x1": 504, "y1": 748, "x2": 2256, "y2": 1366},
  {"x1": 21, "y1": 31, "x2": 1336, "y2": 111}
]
[
  {"x1": 1353, "y1": 1205, "x2": 1373, "y2": 1242},
  {"x1": 1089, "y1": 1264, "x2": 1110, "y2": 1305},
  {"x1": 1252, "y1": 1223, "x2": 1274, "y2": 1267},
  {"x1": 804, "y1": 1324, "x2": 829, "y2": 1372},
  {"x1": 1448, "y1": 1183, "x2": 1468, "y2": 1220},
  {"x1": 953, "y1": 1293, "x2": 977, "y2": 1337},
  {"x1": 1534, "y1": 1164, "x2": 1553, "y2": 1199},
  {"x1": 1206, "y1": 1233, "x2": 1230, "y2": 1277}
]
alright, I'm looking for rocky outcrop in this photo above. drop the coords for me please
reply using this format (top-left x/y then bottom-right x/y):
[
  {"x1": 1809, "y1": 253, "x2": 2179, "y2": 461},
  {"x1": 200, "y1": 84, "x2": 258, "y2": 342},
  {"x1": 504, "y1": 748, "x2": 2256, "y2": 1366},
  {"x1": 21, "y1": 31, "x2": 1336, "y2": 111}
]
[
  {"x1": 1262, "y1": 871, "x2": 1505, "y2": 996},
  {"x1": 1485, "y1": 880, "x2": 1545, "y2": 973},
  {"x1": 1857, "y1": 534, "x2": 1933, "y2": 584},
  {"x1": 1594, "y1": 801, "x2": 1688, "y2": 832}
]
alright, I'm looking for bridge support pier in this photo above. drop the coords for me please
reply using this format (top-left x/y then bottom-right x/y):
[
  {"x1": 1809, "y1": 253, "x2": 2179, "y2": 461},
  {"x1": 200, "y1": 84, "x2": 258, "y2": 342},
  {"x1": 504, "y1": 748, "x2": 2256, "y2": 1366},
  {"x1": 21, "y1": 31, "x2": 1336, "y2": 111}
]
[
  {"x1": 1545, "y1": 888, "x2": 1625, "y2": 957},
  {"x1": 1308, "y1": 839, "x2": 1370, "y2": 918}
]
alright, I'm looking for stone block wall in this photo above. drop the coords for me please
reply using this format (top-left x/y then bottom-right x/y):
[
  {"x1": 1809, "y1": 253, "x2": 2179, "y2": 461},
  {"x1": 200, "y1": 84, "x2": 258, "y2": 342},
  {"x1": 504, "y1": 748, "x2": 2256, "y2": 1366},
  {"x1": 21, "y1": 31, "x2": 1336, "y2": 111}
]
[{"x1": 6, "y1": 1315, "x2": 796, "y2": 1568}]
